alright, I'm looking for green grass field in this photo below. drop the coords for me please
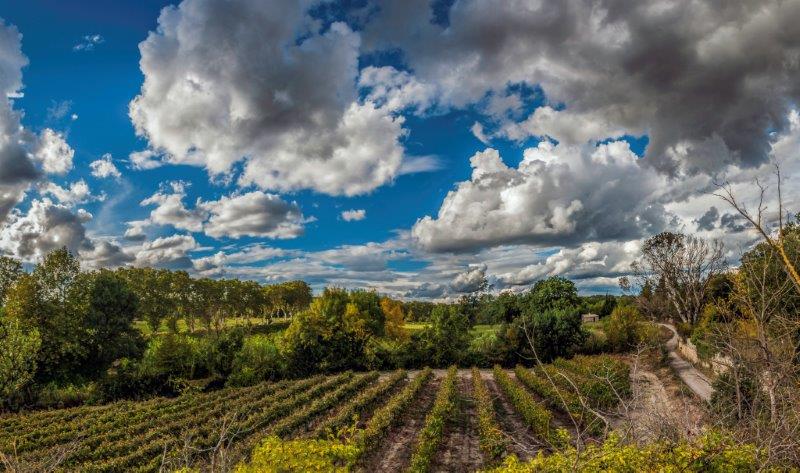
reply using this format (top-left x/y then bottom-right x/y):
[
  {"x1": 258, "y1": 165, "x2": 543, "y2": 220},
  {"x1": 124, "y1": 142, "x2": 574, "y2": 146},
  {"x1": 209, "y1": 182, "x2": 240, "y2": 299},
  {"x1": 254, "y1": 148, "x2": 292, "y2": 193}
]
[{"x1": 403, "y1": 323, "x2": 500, "y2": 337}]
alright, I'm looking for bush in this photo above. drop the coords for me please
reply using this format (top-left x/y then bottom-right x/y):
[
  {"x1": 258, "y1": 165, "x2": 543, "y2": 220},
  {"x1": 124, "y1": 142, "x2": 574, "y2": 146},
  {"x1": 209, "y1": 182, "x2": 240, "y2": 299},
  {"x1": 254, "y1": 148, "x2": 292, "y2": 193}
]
[
  {"x1": 227, "y1": 334, "x2": 285, "y2": 387},
  {"x1": 203, "y1": 327, "x2": 246, "y2": 378},
  {"x1": 580, "y1": 329, "x2": 608, "y2": 355},
  {"x1": 709, "y1": 370, "x2": 759, "y2": 424},
  {"x1": 484, "y1": 431, "x2": 761, "y2": 472},
  {"x1": 33, "y1": 381, "x2": 100, "y2": 408},
  {"x1": 237, "y1": 436, "x2": 359, "y2": 472},
  {"x1": 496, "y1": 308, "x2": 586, "y2": 364},
  {"x1": 603, "y1": 305, "x2": 642, "y2": 352},
  {"x1": 675, "y1": 321, "x2": 694, "y2": 339},
  {"x1": 364, "y1": 338, "x2": 414, "y2": 370}
]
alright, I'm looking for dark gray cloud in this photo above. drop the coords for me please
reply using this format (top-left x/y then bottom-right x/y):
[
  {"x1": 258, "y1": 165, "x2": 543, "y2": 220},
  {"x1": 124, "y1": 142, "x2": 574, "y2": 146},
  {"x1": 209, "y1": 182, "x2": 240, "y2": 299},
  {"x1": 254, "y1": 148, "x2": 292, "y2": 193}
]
[
  {"x1": 695, "y1": 206, "x2": 720, "y2": 231},
  {"x1": 721, "y1": 212, "x2": 748, "y2": 233},
  {"x1": 364, "y1": 0, "x2": 800, "y2": 174}
]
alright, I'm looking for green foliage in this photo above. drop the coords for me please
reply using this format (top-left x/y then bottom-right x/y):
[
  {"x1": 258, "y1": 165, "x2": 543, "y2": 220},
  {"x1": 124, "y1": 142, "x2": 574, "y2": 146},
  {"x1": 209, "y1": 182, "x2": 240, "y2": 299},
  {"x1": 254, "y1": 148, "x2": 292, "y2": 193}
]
[
  {"x1": 73, "y1": 270, "x2": 144, "y2": 378},
  {"x1": 709, "y1": 370, "x2": 759, "y2": 424},
  {"x1": 493, "y1": 365, "x2": 555, "y2": 444},
  {"x1": 280, "y1": 288, "x2": 389, "y2": 375},
  {"x1": 472, "y1": 367, "x2": 507, "y2": 462},
  {"x1": 552, "y1": 355, "x2": 631, "y2": 402},
  {"x1": 4, "y1": 271, "x2": 86, "y2": 382},
  {"x1": 496, "y1": 307, "x2": 585, "y2": 364},
  {"x1": 354, "y1": 368, "x2": 432, "y2": 455},
  {"x1": 203, "y1": 327, "x2": 246, "y2": 378},
  {"x1": 0, "y1": 311, "x2": 40, "y2": 407},
  {"x1": 514, "y1": 365, "x2": 605, "y2": 435},
  {"x1": 237, "y1": 435, "x2": 359, "y2": 472},
  {"x1": 418, "y1": 305, "x2": 471, "y2": 366},
  {"x1": 0, "y1": 255, "x2": 22, "y2": 303},
  {"x1": 603, "y1": 305, "x2": 643, "y2": 352},
  {"x1": 524, "y1": 277, "x2": 579, "y2": 313},
  {"x1": 227, "y1": 334, "x2": 285, "y2": 387},
  {"x1": 484, "y1": 431, "x2": 762, "y2": 472},
  {"x1": 408, "y1": 366, "x2": 459, "y2": 473}
]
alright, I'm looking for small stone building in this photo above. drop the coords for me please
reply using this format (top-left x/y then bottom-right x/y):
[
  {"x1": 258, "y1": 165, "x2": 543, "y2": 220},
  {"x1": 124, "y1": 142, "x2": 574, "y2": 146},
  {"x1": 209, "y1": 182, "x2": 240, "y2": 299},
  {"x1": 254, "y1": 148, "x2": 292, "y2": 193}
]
[{"x1": 581, "y1": 313, "x2": 599, "y2": 323}]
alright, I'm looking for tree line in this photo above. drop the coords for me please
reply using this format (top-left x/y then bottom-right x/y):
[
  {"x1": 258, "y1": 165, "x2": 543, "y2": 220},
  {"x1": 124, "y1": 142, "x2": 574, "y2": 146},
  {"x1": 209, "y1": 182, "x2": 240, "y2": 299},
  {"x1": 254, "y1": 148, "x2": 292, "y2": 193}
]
[{"x1": 0, "y1": 248, "x2": 311, "y2": 408}]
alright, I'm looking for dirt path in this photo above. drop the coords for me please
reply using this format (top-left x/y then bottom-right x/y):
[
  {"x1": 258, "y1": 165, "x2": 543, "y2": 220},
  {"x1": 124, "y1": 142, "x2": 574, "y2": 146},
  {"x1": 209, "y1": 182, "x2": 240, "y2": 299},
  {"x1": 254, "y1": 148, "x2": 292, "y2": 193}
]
[
  {"x1": 360, "y1": 375, "x2": 441, "y2": 472},
  {"x1": 430, "y1": 373, "x2": 484, "y2": 472},
  {"x1": 481, "y1": 371, "x2": 541, "y2": 461},
  {"x1": 611, "y1": 357, "x2": 706, "y2": 442},
  {"x1": 660, "y1": 323, "x2": 713, "y2": 402}
]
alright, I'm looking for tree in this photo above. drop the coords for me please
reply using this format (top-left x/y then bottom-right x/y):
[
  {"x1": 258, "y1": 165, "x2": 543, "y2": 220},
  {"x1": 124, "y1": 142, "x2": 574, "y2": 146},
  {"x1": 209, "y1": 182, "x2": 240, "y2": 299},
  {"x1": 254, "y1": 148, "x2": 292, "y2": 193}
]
[
  {"x1": 283, "y1": 280, "x2": 312, "y2": 317},
  {"x1": 380, "y1": 297, "x2": 407, "y2": 341},
  {"x1": 524, "y1": 276, "x2": 579, "y2": 313},
  {"x1": 418, "y1": 305, "x2": 471, "y2": 366},
  {"x1": 0, "y1": 311, "x2": 40, "y2": 406},
  {"x1": 0, "y1": 255, "x2": 22, "y2": 303},
  {"x1": 4, "y1": 273, "x2": 84, "y2": 381},
  {"x1": 519, "y1": 307, "x2": 585, "y2": 363},
  {"x1": 715, "y1": 165, "x2": 800, "y2": 294},
  {"x1": 33, "y1": 247, "x2": 80, "y2": 305},
  {"x1": 632, "y1": 232, "x2": 726, "y2": 326},
  {"x1": 75, "y1": 270, "x2": 143, "y2": 377}
]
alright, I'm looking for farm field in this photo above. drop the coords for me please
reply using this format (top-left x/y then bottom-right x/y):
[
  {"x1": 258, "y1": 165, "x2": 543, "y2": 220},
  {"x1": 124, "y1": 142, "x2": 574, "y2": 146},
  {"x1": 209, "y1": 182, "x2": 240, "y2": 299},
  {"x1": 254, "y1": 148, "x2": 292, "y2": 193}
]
[{"x1": 0, "y1": 355, "x2": 630, "y2": 472}]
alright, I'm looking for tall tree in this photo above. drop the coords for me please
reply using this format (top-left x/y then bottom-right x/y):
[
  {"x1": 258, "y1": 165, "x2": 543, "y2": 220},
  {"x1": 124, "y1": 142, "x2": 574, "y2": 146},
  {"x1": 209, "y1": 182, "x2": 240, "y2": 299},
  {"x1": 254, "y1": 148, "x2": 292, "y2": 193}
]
[
  {"x1": 0, "y1": 255, "x2": 23, "y2": 304},
  {"x1": 75, "y1": 270, "x2": 143, "y2": 377},
  {"x1": 632, "y1": 232, "x2": 726, "y2": 326},
  {"x1": 33, "y1": 247, "x2": 80, "y2": 305}
]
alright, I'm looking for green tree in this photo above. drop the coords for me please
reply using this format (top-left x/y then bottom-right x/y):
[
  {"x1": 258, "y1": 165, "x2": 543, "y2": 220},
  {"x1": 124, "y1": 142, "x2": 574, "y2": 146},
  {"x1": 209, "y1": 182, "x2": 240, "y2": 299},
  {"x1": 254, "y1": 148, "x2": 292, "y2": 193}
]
[
  {"x1": 524, "y1": 276, "x2": 579, "y2": 313},
  {"x1": 419, "y1": 305, "x2": 471, "y2": 366},
  {"x1": 4, "y1": 272, "x2": 85, "y2": 381},
  {"x1": 0, "y1": 310, "x2": 40, "y2": 405},
  {"x1": 74, "y1": 270, "x2": 144, "y2": 377},
  {"x1": 33, "y1": 247, "x2": 80, "y2": 305},
  {"x1": 0, "y1": 255, "x2": 23, "y2": 303}
]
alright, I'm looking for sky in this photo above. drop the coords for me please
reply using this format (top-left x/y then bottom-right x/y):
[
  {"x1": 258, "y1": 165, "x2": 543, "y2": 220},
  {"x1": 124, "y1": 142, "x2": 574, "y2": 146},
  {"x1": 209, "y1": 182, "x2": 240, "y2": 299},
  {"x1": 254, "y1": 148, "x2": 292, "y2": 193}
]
[{"x1": 1, "y1": 0, "x2": 799, "y2": 299}]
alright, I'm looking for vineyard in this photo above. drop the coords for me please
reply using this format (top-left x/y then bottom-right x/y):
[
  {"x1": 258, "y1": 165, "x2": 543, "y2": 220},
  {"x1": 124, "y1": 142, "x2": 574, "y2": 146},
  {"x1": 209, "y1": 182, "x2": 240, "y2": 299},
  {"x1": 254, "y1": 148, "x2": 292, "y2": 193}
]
[{"x1": 0, "y1": 355, "x2": 631, "y2": 472}]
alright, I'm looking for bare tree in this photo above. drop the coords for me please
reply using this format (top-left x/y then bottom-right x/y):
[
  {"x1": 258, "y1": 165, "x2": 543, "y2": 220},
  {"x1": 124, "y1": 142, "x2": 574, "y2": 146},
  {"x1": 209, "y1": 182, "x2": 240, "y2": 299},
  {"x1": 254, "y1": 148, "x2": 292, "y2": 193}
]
[
  {"x1": 631, "y1": 232, "x2": 726, "y2": 326},
  {"x1": 706, "y1": 247, "x2": 800, "y2": 465},
  {"x1": 714, "y1": 164, "x2": 800, "y2": 294}
]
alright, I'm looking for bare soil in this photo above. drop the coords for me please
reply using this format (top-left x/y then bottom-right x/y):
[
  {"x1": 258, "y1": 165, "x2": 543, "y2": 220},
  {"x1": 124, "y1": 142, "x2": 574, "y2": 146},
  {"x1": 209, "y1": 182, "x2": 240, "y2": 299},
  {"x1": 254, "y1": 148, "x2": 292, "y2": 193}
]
[
  {"x1": 359, "y1": 375, "x2": 441, "y2": 472},
  {"x1": 610, "y1": 354, "x2": 706, "y2": 443},
  {"x1": 430, "y1": 372, "x2": 484, "y2": 472}
]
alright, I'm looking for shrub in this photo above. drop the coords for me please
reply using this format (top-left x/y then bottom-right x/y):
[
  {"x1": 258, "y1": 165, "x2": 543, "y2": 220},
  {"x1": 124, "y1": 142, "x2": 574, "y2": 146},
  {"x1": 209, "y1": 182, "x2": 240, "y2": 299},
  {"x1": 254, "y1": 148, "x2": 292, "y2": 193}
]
[
  {"x1": 33, "y1": 381, "x2": 100, "y2": 409},
  {"x1": 227, "y1": 335, "x2": 285, "y2": 387},
  {"x1": 496, "y1": 308, "x2": 586, "y2": 365},
  {"x1": 484, "y1": 431, "x2": 761, "y2": 472},
  {"x1": 552, "y1": 355, "x2": 632, "y2": 403},
  {"x1": 603, "y1": 305, "x2": 642, "y2": 352},
  {"x1": 580, "y1": 329, "x2": 608, "y2": 355},
  {"x1": 418, "y1": 306, "x2": 471, "y2": 367},
  {"x1": 236, "y1": 435, "x2": 358, "y2": 472}
]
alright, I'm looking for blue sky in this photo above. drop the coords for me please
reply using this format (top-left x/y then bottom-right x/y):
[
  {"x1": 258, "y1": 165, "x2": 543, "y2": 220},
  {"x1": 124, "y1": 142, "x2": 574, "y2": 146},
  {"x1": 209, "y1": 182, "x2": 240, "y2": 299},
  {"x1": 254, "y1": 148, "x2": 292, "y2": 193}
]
[{"x1": 1, "y1": 0, "x2": 798, "y2": 298}]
